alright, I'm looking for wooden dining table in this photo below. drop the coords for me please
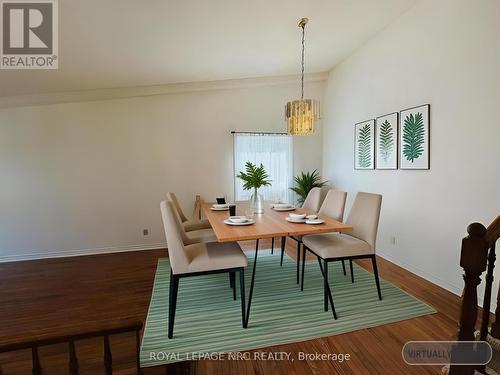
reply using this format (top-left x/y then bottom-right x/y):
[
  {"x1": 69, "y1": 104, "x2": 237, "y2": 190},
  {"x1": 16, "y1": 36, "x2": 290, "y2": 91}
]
[{"x1": 202, "y1": 201, "x2": 352, "y2": 327}]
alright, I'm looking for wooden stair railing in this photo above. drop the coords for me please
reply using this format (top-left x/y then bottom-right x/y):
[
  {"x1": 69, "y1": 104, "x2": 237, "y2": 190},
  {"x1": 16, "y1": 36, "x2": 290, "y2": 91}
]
[
  {"x1": 449, "y1": 215, "x2": 500, "y2": 375},
  {"x1": 0, "y1": 321, "x2": 143, "y2": 375}
]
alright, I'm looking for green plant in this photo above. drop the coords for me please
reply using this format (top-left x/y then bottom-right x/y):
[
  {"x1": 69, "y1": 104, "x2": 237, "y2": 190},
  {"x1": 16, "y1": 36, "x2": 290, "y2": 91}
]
[
  {"x1": 290, "y1": 170, "x2": 327, "y2": 206},
  {"x1": 237, "y1": 162, "x2": 272, "y2": 191},
  {"x1": 357, "y1": 124, "x2": 372, "y2": 168},
  {"x1": 402, "y1": 112, "x2": 425, "y2": 162},
  {"x1": 378, "y1": 120, "x2": 394, "y2": 162}
]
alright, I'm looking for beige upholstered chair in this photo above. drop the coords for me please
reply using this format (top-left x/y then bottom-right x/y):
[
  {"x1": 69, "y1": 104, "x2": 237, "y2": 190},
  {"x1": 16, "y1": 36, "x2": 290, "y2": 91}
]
[
  {"x1": 160, "y1": 200, "x2": 248, "y2": 338},
  {"x1": 299, "y1": 190, "x2": 348, "y2": 290},
  {"x1": 302, "y1": 187, "x2": 327, "y2": 212},
  {"x1": 302, "y1": 192, "x2": 382, "y2": 319},
  {"x1": 280, "y1": 187, "x2": 334, "y2": 285},
  {"x1": 318, "y1": 189, "x2": 347, "y2": 222},
  {"x1": 167, "y1": 192, "x2": 211, "y2": 232},
  {"x1": 167, "y1": 193, "x2": 217, "y2": 244}
]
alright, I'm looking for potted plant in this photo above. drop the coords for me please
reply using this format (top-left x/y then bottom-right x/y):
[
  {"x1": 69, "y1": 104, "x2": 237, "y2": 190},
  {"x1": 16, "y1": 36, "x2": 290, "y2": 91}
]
[
  {"x1": 237, "y1": 162, "x2": 272, "y2": 214},
  {"x1": 290, "y1": 170, "x2": 327, "y2": 206}
]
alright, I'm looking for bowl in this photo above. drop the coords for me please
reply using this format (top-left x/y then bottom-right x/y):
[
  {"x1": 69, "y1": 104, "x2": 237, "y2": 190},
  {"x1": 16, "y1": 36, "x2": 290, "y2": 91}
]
[
  {"x1": 212, "y1": 203, "x2": 229, "y2": 209},
  {"x1": 288, "y1": 213, "x2": 306, "y2": 220},
  {"x1": 306, "y1": 214, "x2": 318, "y2": 220},
  {"x1": 229, "y1": 216, "x2": 248, "y2": 223}
]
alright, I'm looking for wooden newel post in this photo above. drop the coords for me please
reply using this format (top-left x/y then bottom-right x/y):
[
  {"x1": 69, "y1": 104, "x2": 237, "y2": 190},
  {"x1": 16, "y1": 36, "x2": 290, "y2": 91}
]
[
  {"x1": 449, "y1": 223, "x2": 489, "y2": 375},
  {"x1": 486, "y1": 215, "x2": 500, "y2": 339},
  {"x1": 457, "y1": 223, "x2": 489, "y2": 341}
]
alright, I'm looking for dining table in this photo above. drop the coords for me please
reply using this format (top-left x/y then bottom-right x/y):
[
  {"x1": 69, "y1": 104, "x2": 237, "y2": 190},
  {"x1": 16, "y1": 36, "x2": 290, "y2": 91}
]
[{"x1": 202, "y1": 201, "x2": 353, "y2": 327}]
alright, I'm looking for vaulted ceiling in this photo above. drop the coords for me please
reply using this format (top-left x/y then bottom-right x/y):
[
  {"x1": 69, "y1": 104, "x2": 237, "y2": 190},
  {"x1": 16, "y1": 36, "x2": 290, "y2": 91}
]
[{"x1": 0, "y1": 0, "x2": 416, "y2": 97}]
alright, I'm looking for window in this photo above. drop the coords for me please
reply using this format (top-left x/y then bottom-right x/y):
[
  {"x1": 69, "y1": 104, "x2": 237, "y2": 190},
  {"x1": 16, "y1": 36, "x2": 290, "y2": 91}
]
[{"x1": 233, "y1": 133, "x2": 293, "y2": 203}]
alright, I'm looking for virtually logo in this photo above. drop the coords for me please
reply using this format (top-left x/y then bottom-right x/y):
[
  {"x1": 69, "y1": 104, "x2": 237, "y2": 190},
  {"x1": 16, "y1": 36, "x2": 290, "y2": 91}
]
[{"x1": 1, "y1": 0, "x2": 58, "y2": 69}]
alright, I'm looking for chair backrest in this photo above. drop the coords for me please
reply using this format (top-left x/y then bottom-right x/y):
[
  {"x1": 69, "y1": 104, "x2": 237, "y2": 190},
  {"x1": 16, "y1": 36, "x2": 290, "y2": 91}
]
[
  {"x1": 160, "y1": 200, "x2": 190, "y2": 274},
  {"x1": 302, "y1": 187, "x2": 325, "y2": 212},
  {"x1": 167, "y1": 192, "x2": 188, "y2": 223},
  {"x1": 319, "y1": 190, "x2": 347, "y2": 222},
  {"x1": 346, "y1": 192, "x2": 382, "y2": 252}
]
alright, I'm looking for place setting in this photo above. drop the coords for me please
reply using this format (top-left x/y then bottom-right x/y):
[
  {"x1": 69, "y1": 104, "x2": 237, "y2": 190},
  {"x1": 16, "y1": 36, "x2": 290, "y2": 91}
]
[
  {"x1": 210, "y1": 196, "x2": 230, "y2": 211},
  {"x1": 271, "y1": 203, "x2": 296, "y2": 212},
  {"x1": 223, "y1": 215, "x2": 255, "y2": 226},
  {"x1": 285, "y1": 213, "x2": 325, "y2": 225}
]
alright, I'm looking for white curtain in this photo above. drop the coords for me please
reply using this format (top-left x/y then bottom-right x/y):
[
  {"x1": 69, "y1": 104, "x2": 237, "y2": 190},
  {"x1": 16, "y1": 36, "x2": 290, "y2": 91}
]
[{"x1": 233, "y1": 133, "x2": 293, "y2": 203}]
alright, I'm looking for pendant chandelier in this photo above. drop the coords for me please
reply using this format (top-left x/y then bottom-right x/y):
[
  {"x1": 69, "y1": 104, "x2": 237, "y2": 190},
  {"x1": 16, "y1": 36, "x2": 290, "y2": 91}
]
[{"x1": 285, "y1": 18, "x2": 320, "y2": 136}]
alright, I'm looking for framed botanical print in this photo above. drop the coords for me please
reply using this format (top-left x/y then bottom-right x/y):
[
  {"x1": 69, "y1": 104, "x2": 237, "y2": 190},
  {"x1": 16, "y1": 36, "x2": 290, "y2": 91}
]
[
  {"x1": 399, "y1": 104, "x2": 430, "y2": 169},
  {"x1": 354, "y1": 119, "x2": 375, "y2": 170},
  {"x1": 375, "y1": 112, "x2": 398, "y2": 169}
]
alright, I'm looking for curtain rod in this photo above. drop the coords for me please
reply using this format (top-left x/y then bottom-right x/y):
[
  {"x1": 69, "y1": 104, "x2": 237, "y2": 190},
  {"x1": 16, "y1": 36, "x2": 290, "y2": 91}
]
[{"x1": 231, "y1": 131, "x2": 288, "y2": 135}]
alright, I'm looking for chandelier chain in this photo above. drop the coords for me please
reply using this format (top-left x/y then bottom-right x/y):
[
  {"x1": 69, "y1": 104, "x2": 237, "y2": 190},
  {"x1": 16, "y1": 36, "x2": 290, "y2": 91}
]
[{"x1": 301, "y1": 22, "x2": 305, "y2": 100}]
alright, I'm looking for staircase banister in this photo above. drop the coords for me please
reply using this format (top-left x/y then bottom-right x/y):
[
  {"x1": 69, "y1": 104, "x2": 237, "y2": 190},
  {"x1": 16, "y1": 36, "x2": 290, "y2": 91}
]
[{"x1": 486, "y1": 215, "x2": 500, "y2": 246}]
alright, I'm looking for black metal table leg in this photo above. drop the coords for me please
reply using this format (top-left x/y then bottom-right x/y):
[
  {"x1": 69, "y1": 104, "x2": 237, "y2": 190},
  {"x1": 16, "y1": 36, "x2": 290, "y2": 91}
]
[
  {"x1": 244, "y1": 239, "x2": 259, "y2": 328},
  {"x1": 296, "y1": 241, "x2": 301, "y2": 284},
  {"x1": 300, "y1": 245, "x2": 306, "y2": 291},
  {"x1": 271, "y1": 237, "x2": 274, "y2": 254},
  {"x1": 280, "y1": 236, "x2": 286, "y2": 266},
  {"x1": 349, "y1": 260, "x2": 354, "y2": 283}
]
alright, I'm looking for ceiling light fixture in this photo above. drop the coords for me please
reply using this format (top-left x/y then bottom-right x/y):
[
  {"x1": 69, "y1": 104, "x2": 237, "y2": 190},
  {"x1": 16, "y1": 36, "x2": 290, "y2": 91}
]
[{"x1": 285, "y1": 17, "x2": 320, "y2": 136}]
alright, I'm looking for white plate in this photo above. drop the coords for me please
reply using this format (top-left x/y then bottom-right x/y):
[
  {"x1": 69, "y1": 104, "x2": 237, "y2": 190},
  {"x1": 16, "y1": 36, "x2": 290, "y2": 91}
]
[
  {"x1": 228, "y1": 216, "x2": 248, "y2": 223},
  {"x1": 224, "y1": 218, "x2": 255, "y2": 226},
  {"x1": 210, "y1": 207, "x2": 229, "y2": 211},
  {"x1": 288, "y1": 213, "x2": 307, "y2": 220},
  {"x1": 272, "y1": 206, "x2": 296, "y2": 212},
  {"x1": 305, "y1": 219, "x2": 325, "y2": 225},
  {"x1": 286, "y1": 217, "x2": 307, "y2": 223}
]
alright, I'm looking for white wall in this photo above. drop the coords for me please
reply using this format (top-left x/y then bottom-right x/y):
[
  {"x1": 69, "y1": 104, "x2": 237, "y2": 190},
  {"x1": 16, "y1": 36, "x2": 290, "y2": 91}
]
[
  {"x1": 0, "y1": 78, "x2": 325, "y2": 261},
  {"x1": 322, "y1": 0, "x2": 500, "y2": 304}
]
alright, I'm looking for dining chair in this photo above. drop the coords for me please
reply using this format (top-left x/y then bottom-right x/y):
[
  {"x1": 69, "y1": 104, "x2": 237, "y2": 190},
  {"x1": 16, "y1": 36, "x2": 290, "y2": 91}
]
[
  {"x1": 300, "y1": 189, "x2": 347, "y2": 290},
  {"x1": 302, "y1": 192, "x2": 383, "y2": 319},
  {"x1": 167, "y1": 192, "x2": 212, "y2": 232},
  {"x1": 160, "y1": 200, "x2": 248, "y2": 338},
  {"x1": 280, "y1": 187, "x2": 328, "y2": 284}
]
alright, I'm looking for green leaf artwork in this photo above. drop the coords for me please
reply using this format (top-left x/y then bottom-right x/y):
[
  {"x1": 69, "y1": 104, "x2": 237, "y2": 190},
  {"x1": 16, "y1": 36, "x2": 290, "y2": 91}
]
[
  {"x1": 402, "y1": 112, "x2": 425, "y2": 162},
  {"x1": 357, "y1": 124, "x2": 372, "y2": 168},
  {"x1": 378, "y1": 120, "x2": 394, "y2": 162}
]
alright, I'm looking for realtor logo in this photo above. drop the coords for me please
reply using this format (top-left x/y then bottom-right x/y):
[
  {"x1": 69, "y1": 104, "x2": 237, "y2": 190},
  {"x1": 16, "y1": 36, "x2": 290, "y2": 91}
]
[{"x1": 1, "y1": 0, "x2": 58, "y2": 69}]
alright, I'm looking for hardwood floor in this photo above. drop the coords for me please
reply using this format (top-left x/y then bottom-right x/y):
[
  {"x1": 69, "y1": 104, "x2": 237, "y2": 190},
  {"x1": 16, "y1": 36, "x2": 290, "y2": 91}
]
[{"x1": 0, "y1": 240, "x2": 467, "y2": 374}]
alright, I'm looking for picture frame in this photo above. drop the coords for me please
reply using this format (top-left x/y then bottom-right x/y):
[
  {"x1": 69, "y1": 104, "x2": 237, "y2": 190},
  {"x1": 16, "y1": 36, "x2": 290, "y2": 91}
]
[
  {"x1": 375, "y1": 112, "x2": 398, "y2": 170},
  {"x1": 399, "y1": 104, "x2": 430, "y2": 170},
  {"x1": 354, "y1": 119, "x2": 375, "y2": 170}
]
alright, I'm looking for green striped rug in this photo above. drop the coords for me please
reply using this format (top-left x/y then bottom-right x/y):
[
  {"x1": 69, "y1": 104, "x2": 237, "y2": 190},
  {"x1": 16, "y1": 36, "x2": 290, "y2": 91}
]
[{"x1": 140, "y1": 251, "x2": 435, "y2": 367}]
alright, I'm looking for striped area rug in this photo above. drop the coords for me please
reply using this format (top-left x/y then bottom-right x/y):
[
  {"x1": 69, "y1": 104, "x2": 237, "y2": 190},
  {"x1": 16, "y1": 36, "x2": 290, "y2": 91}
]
[{"x1": 140, "y1": 250, "x2": 435, "y2": 367}]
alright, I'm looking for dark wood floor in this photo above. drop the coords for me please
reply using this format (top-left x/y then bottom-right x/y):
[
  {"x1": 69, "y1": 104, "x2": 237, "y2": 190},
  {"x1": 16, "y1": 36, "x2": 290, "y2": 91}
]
[{"x1": 0, "y1": 239, "x2": 468, "y2": 374}]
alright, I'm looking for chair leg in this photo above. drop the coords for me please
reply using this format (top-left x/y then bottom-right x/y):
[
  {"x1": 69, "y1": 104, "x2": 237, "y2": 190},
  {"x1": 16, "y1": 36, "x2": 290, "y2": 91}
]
[
  {"x1": 316, "y1": 257, "x2": 337, "y2": 319},
  {"x1": 168, "y1": 272, "x2": 179, "y2": 339},
  {"x1": 239, "y1": 269, "x2": 246, "y2": 327},
  {"x1": 296, "y1": 241, "x2": 301, "y2": 284},
  {"x1": 230, "y1": 272, "x2": 236, "y2": 300},
  {"x1": 280, "y1": 236, "x2": 286, "y2": 266},
  {"x1": 349, "y1": 259, "x2": 354, "y2": 283},
  {"x1": 371, "y1": 255, "x2": 382, "y2": 300},
  {"x1": 342, "y1": 260, "x2": 346, "y2": 276},
  {"x1": 271, "y1": 237, "x2": 274, "y2": 254},
  {"x1": 301, "y1": 245, "x2": 306, "y2": 291}
]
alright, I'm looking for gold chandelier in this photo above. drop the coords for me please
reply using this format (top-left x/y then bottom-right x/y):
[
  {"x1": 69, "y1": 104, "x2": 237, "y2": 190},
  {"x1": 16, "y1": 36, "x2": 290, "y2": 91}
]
[{"x1": 285, "y1": 18, "x2": 320, "y2": 136}]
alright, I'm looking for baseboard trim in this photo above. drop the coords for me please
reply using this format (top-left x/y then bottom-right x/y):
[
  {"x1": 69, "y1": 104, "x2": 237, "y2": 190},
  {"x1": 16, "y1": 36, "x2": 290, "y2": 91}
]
[
  {"x1": 0, "y1": 242, "x2": 167, "y2": 263},
  {"x1": 377, "y1": 250, "x2": 462, "y2": 296}
]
